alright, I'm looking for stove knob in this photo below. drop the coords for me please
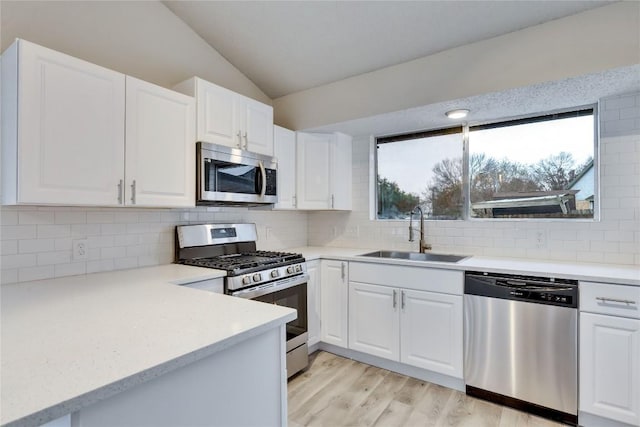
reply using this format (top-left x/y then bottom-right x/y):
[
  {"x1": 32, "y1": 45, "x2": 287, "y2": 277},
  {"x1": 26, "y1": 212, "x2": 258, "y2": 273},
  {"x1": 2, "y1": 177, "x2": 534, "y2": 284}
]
[
  {"x1": 271, "y1": 270, "x2": 279, "y2": 278},
  {"x1": 295, "y1": 265, "x2": 302, "y2": 273},
  {"x1": 242, "y1": 276, "x2": 252, "y2": 285},
  {"x1": 286, "y1": 266, "x2": 294, "y2": 274},
  {"x1": 253, "y1": 273, "x2": 262, "y2": 282}
]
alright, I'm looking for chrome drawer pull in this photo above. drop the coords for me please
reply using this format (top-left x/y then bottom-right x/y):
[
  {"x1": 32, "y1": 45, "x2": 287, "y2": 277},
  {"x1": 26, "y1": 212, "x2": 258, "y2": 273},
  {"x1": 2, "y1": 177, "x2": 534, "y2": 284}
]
[{"x1": 596, "y1": 297, "x2": 637, "y2": 306}]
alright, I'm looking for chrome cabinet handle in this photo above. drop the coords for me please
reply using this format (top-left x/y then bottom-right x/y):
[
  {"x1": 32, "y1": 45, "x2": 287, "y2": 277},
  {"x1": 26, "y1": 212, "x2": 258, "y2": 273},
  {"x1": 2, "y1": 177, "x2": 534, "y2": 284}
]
[
  {"x1": 331, "y1": 194, "x2": 335, "y2": 209},
  {"x1": 596, "y1": 297, "x2": 637, "y2": 305},
  {"x1": 243, "y1": 131, "x2": 248, "y2": 149},
  {"x1": 393, "y1": 290, "x2": 397, "y2": 308},
  {"x1": 236, "y1": 131, "x2": 242, "y2": 148},
  {"x1": 117, "y1": 179, "x2": 123, "y2": 204},
  {"x1": 341, "y1": 262, "x2": 345, "y2": 280},
  {"x1": 292, "y1": 195, "x2": 297, "y2": 208},
  {"x1": 130, "y1": 180, "x2": 136, "y2": 205},
  {"x1": 401, "y1": 290, "x2": 406, "y2": 309}
]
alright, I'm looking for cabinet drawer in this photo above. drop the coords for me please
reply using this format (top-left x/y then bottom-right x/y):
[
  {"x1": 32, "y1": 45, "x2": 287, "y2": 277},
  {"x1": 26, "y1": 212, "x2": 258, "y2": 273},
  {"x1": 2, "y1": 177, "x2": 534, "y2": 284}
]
[
  {"x1": 580, "y1": 281, "x2": 640, "y2": 319},
  {"x1": 349, "y1": 262, "x2": 463, "y2": 295}
]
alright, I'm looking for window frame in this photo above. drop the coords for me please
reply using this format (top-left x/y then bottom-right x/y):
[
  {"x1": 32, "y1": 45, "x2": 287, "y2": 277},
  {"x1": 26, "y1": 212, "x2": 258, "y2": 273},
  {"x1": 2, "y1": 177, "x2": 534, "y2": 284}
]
[{"x1": 373, "y1": 105, "x2": 600, "y2": 222}]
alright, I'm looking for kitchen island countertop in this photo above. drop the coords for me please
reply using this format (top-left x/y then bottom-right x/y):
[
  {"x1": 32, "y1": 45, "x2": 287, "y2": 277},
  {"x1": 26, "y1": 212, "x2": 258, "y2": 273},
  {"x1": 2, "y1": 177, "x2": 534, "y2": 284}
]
[{"x1": 1, "y1": 264, "x2": 296, "y2": 427}]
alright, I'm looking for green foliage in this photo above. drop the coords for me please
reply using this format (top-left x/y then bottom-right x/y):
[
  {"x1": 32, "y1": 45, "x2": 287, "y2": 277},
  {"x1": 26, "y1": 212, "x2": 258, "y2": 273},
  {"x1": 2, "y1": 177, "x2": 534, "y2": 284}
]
[{"x1": 377, "y1": 175, "x2": 419, "y2": 218}]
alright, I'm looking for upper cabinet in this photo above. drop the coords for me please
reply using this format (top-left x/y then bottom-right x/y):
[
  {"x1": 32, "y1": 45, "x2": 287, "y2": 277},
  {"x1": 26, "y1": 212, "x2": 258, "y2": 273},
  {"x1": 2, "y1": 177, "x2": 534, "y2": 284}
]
[
  {"x1": 273, "y1": 125, "x2": 297, "y2": 209},
  {"x1": 125, "y1": 76, "x2": 195, "y2": 207},
  {"x1": 1, "y1": 39, "x2": 196, "y2": 207},
  {"x1": 2, "y1": 39, "x2": 125, "y2": 205},
  {"x1": 173, "y1": 77, "x2": 274, "y2": 156},
  {"x1": 296, "y1": 131, "x2": 352, "y2": 210}
]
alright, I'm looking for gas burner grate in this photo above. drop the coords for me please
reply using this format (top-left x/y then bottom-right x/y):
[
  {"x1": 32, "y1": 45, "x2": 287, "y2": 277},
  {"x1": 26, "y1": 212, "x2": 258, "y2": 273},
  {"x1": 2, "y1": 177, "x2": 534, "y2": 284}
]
[{"x1": 180, "y1": 251, "x2": 304, "y2": 275}]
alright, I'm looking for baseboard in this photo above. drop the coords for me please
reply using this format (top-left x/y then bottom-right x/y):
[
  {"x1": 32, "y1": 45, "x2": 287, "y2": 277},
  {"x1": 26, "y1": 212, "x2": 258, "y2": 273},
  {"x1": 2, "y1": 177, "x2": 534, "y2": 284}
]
[
  {"x1": 317, "y1": 342, "x2": 465, "y2": 392},
  {"x1": 579, "y1": 411, "x2": 637, "y2": 427}
]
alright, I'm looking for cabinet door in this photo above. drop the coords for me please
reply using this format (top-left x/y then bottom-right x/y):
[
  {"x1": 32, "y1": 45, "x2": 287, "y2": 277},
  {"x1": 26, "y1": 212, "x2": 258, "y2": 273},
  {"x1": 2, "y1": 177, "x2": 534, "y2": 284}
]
[
  {"x1": 16, "y1": 40, "x2": 125, "y2": 205},
  {"x1": 125, "y1": 76, "x2": 195, "y2": 207},
  {"x1": 243, "y1": 97, "x2": 274, "y2": 156},
  {"x1": 273, "y1": 126, "x2": 296, "y2": 210},
  {"x1": 320, "y1": 260, "x2": 348, "y2": 347},
  {"x1": 580, "y1": 313, "x2": 640, "y2": 426},
  {"x1": 296, "y1": 132, "x2": 332, "y2": 209},
  {"x1": 195, "y1": 79, "x2": 241, "y2": 149},
  {"x1": 330, "y1": 133, "x2": 352, "y2": 210},
  {"x1": 400, "y1": 289, "x2": 463, "y2": 378},
  {"x1": 306, "y1": 260, "x2": 321, "y2": 347},
  {"x1": 349, "y1": 282, "x2": 399, "y2": 361}
]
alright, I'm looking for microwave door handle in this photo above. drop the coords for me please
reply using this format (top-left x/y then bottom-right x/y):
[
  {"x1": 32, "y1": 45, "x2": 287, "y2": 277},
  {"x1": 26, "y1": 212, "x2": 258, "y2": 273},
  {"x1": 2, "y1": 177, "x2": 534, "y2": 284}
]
[{"x1": 258, "y1": 161, "x2": 267, "y2": 197}]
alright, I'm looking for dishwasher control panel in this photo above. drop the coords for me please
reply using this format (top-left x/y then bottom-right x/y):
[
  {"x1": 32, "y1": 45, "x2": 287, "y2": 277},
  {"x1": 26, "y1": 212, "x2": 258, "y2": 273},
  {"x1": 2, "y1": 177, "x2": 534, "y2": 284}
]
[{"x1": 465, "y1": 271, "x2": 578, "y2": 308}]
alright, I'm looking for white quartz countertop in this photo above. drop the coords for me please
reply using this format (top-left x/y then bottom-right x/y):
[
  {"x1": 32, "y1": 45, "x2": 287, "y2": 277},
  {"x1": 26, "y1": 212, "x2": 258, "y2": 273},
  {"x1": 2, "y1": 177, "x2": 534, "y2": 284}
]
[
  {"x1": 0, "y1": 265, "x2": 296, "y2": 427},
  {"x1": 289, "y1": 246, "x2": 640, "y2": 286}
]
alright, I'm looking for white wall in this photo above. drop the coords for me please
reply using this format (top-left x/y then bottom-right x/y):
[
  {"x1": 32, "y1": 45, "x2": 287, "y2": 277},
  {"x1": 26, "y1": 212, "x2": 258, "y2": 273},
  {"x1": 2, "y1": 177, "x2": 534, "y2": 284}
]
[
  {"x1": 308, "y1": 91, "x2": 640, "y2": 266},
  {"x1": 0, "y1": 206, "x2": 307, "y2": 284},
  {"x1": 0, "y1": 1, "x2": 271, "y2": 104},
  {"x1": 274, "y1": 2, "x2": 640, "y2": 130}
]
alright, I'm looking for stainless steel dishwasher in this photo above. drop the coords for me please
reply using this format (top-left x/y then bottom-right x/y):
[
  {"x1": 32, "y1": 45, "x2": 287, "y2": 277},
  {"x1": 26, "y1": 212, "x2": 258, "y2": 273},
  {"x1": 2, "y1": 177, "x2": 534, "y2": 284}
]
[{"x1": 464, "y1": 271, "x2": 578, "y2": 425}]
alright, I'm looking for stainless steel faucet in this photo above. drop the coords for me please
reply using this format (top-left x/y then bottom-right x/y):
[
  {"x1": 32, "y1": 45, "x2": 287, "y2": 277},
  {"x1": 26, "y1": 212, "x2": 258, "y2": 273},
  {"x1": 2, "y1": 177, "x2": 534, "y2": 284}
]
[{"x1": 409, "y1": 206, "x2": 432, "y2": 253}]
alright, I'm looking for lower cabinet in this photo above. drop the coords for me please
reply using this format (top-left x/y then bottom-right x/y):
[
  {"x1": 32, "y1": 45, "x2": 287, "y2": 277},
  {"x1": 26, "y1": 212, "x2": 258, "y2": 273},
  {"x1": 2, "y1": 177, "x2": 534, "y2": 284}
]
[
  {"x1": 348, "y1": 281, "x2": 463, "y2": 378},
  {"x1": 320, "y1": 260, "x2": 349, "y2": 348},
  {"x1": 306, "y1": 260, "x2": 321, "y2": 347},
  {"x1": 580, "y1": 312, "x2": 640, "y2": 426}
]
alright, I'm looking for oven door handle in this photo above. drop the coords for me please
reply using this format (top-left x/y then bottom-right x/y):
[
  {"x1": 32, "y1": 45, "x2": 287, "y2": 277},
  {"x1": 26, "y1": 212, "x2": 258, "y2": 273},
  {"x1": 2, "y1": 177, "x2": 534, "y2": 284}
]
[{"x1": 231, "y1": 274, "x2": 309, "y2": 299}]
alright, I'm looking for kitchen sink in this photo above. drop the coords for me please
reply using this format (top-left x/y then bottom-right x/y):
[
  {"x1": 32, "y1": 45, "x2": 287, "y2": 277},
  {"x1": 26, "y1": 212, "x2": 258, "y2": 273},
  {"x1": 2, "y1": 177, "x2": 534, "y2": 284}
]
[{"x1": 359, "y1": 250, "x2": 468, "y2": 263}]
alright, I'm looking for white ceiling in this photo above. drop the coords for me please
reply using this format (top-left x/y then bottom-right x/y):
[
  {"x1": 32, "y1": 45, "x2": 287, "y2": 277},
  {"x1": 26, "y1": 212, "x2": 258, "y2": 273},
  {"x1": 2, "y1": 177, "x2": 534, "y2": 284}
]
[{"x1": 164, "y1": 1, "x2": 613, "y2": 99}]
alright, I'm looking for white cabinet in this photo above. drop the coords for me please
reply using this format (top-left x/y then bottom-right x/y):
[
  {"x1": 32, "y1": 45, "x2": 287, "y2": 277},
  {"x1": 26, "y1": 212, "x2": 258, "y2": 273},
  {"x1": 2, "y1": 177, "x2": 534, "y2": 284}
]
[
  {"x1": 348, "y1": 262, "x2": 463, "y2": 378},
  {"x1": 579, "y1": 281, "x2": 640, "y2": 426},
  {"x1": 296, "y1": 131, "x2": 352, "y2": 210},
  {"x1": 320, "y1": 260, "x2": 349, "y2": 348},
  {"x1": 273, "y1": 125, "x2": 297, "y2": 209},
  {"x1": 125, "y1": 76, "x2": 195, "y2": 207},
  {"x1": 400, "y1": 289, "x2": 462, "y2": 376},
  {"x1": 1, "y1": 39, "x2": 196, "y2": 208},
  {"x1": 174, "y1": 77, "x2": 273, "y2": 156},
  {"x1": 306, "y1": 260, "x2": 321, "y2": 347},
  {"x1": 349, "y1": 281, "x2": 399, "y2": 360},
  {"x1": 2, "y1": 39, "x2": 125, "y2": 205}
]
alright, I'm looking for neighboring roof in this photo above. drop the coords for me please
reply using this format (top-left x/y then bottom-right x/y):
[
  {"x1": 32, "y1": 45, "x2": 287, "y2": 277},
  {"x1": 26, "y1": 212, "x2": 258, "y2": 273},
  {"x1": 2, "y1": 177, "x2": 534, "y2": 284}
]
[
  {"x1": 472, "y1": 192, "x2": 577, "y2": 214},
  {"x1": 568, "y1": 159, "x2": 594, "y2": 189}
]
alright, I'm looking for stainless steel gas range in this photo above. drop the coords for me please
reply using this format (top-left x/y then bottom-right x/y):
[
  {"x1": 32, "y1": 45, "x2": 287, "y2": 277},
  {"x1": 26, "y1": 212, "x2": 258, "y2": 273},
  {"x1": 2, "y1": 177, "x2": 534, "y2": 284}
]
[{"x1": 175, "y1": 223, "x2": 309, "y2": 378}]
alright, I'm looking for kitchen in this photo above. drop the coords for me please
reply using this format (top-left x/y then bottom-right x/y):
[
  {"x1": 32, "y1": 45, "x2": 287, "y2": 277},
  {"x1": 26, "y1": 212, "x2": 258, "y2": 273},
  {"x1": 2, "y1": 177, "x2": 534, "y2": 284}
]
[{"x1": 1, "y1": 1, "x2": 639, "y2": 427}]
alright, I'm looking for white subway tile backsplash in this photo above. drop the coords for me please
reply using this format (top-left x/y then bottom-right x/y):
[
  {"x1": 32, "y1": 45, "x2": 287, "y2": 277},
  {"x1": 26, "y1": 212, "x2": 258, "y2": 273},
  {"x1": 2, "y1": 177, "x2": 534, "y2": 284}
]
[
  {"x1": 86, "y1": 212, "x2": 114, "y2": 224},
  {"x1": 55, "y1": 212, "x2": 87, "y2": 224},
  {"x1": 2, "y1": 268, "x2": 18, "y2": 284},
  {"x1": 55, "y1": 262, "x2": 86, "y2": 278},
  {"x1": 2, "y1": 254, "x2": 37, "y2": 269},
  {"x1": 19, "y1": 239, "x2": 55, "y2": 253},
  {"x1": 2, "y1": 225, "x2": 37, "y2": 240},
  {"x1": 1, "y1": 210, "x2": 18, "y2": 225},
  {"x1": 18, "y1": 265, "x2": 54, "y2": 282},
  {"x1": 1, "y1": 240, "x2": 18, "y2": 255},
  {"x1": 37, "y1": 251, "x2": 71, "y2": 266},
  {"x1": 19, "y1": 211, "x2": 54, "y2": 225},
  {"x1": 37, "y1": 225, "x2": 71, "y2": 239}
]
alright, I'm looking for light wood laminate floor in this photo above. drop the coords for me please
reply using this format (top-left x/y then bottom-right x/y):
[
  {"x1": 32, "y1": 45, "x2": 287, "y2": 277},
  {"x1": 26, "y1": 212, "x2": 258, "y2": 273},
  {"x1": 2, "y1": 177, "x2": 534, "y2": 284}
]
[{"x1": 288, "y1": 351, "x2": 563, "y2": 427}]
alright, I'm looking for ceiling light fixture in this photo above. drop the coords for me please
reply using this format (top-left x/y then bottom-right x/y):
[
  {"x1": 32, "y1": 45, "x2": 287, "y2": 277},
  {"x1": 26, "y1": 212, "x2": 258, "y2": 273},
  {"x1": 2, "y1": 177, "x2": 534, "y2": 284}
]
[{"x1": 445, "y1": 109, "x2": 470, "y2": 119}]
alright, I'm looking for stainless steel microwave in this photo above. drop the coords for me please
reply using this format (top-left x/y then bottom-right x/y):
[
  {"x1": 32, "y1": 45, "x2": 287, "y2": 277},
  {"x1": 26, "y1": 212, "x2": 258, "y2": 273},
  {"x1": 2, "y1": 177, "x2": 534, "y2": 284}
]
[{"x1": 196, "y1": 142, "x2": 277, "y2": 205}]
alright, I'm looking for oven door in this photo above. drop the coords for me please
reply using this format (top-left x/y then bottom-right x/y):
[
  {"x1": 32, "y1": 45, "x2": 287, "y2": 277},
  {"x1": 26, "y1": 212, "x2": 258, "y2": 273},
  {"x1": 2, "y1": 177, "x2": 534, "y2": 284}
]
[
  {"x1": 198, "y1": 142, "x2": 277, "y2": 204},
  {"x1": 231, "y1": 274, "x2": 308, "y2": 351}
]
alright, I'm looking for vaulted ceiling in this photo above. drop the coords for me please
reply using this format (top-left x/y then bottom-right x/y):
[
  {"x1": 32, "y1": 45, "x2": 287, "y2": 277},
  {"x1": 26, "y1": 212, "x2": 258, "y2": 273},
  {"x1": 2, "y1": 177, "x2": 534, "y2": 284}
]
[{"x1": 164, "y1": 1, "x2": 613, "y2": 99}]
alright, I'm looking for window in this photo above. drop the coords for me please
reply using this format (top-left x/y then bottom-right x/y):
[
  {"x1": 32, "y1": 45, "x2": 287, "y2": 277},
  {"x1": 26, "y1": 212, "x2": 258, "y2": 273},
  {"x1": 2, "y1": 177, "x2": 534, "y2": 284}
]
[
  {"x1": 376, "y1": 127, "x2": 463, "y2": 219},
  {"x1": 375, "y1": 108, "x2": 596, "y2": 220},
  {"x1": 468, "y1": 109, "x2": 595, "y2": 219}
]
